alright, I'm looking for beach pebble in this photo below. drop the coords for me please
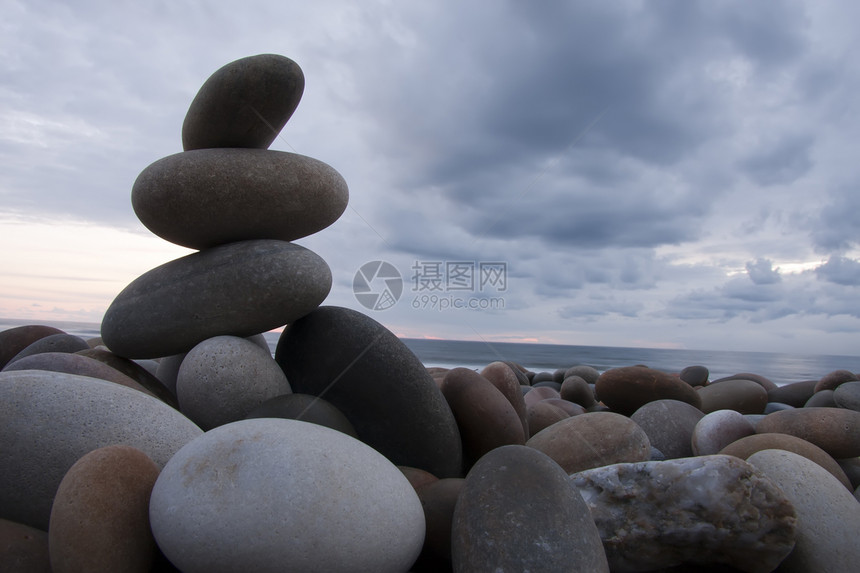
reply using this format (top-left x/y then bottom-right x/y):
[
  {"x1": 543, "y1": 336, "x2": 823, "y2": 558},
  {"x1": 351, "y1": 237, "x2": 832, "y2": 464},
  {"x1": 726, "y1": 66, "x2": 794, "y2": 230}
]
[
  {"x1": 102, "y1": 239, "x2": 331, "y2": 359},
  {"x1": 718, "y1": 432, "x2": 852, "y2": 490},
  {"x1": 182, "y1": 53, "x2": 304, "y2": 151},
  {"x1": 526, "y1": 400, "x2": 571, "y2": 435},
  {"x1": 0, "y1": 324, "x2": 64, "y2": 369},
  {"x1": 767, "y1": 379, "x2": 817, "y2": 407},
  {"x1": 691, "y1": 409, "x2": 755, "y2": 456},
  {"x1": 154, "y1": 352, "x2": 185, "y2": 394},
  {"x1": 452, "y1": 445, "x2": 609, "y2": 572},
  {"x1": 679, "y1": 364, "x2": 709, "y2": 386},
  {"x1": 0, "y1": 518, "x2": 51, "y2": 573},
  {"x1": 415, "y1": 478, "x2": 463, "y2": 564},
  {"x1": 543, "y1": 397, "x2": 587, "y2": 416},
  {"x1": 524, "y1": 385, "x2": 561, "y2": 406},
  {"x1": 441, "y1": 368, "x2": 525, "y2": 467},
  {"x1": 764, "y1": 401, "x2": 794, "y2": 413},
  {"x1": 480, "y1": 361, "x2": 529, "y2": 439},
  {"x1": 526, "y1": 411, "x2": 651, "y2": 474},
  {"x1": 532, "y1": 371, "x2": 554, "y2": 384},
  {"x1": 399, "y1": 466, "x2": 440, "y2": 492},
  {"x1": 756, "y1": 407, "x2": 860, "y2": 458},
  {"x1": 133, "y1": 149, "x2": 348, "y2": 249},
  {"x1": 834, "y1": 381, "x2": 860, "y2": 411},
  {"x1": 570, "y1": 454, "x2": 796, "y2": 572},
  {"x1": 630, "y1": 399, "x2": 704, "y2": 459},
  {"x1": 76, "y1": 348, "x2": 178, "y2": 407},
  {"x1": 6, "y1": 333, "x2": 89, "y2": 365},
  {"x1": 276, "y1": 306, "x2": 462, "y2": 478},
  {"x1": 697, "y1": 378, "x2": 768, "y2": 414},
  {"x1": 712, "y1": 372, "x2": 778, "y2": 392},
  {"x1": 149, "y1": 418, "x2": 425, "y2": 573},
  {"x1": 560, "y1": 375, "x2": 596, "y2": 407},
  {"x1": 2, "y1": 351, "x2": 153, "y2": 395},
  {"x1": 565, "y1": 364, "x2": 600, "y2": 385},
  {"x1": 0, "y1": 370, "x2": 201, "y2": 530},
  {"x1": 596, "y1": 366, "x2": 702, "y2": 416},
  {"x1": 815, "y1": 369, "x2": 859, "y2": 392},
  {"x1": 48, "y1": 445, "x2": 160, "y2": 573},
  {"x1": 244, "y1": 393, "x2": 358, "y2": 438},
  {"x1": 837, "y1": 457, "x2": 860, "y2": 490},
  {"x1": 176, "y1": 335, "x2": 291, "y2": 430},
  {"x1": 804, "y1": 389, "x2": 837, "y2": 408},
  {"x1": 748, "y1": 449, "x2": 860, "y2": 572}
]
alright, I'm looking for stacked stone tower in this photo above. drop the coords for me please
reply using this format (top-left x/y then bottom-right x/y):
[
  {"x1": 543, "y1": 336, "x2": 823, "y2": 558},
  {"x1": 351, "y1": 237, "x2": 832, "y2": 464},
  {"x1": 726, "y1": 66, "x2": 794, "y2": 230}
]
[{"x1": 101, "y1": 54, "x2": 347, "y2": 359}]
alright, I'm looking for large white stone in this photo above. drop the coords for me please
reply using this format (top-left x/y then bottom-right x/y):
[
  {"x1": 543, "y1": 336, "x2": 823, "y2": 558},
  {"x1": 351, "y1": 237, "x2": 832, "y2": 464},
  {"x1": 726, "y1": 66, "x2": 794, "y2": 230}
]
[
  {"x1": 0, "y1": 370, "x2": 202, "y2": 530},
  {"x1": 149, "y1": 418, "x2": 425, "y2": 573},
  {"x1": 747, "y1": 449, "x2": 860, "y2": 572}
]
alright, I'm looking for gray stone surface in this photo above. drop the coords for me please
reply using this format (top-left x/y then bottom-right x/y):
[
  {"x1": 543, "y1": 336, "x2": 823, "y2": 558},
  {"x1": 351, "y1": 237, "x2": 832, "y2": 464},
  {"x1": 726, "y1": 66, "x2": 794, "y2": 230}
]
[
  {"x1": 756, "y1": 407, "x2": 860, "y2": 458},
  {"x1": 149, "y1": 418, "x2": 425, "y2": 573},
  {"x1": 245, "y1": 393, "x2": 358, "y2": 438},
  {"x1": 276, "y1": 306, "x2": 462, "y2": 478},
  {"x1": 2, "y1": 352, "x2": 152, "y2": 395},
  {"x1": 6, "y1": 333, "x2": 89, "y2": 365},
  {"x1": 182, "y1": 53, "x2": 304, "y2": 151},
  {"x1": 0, "y1": 370, "x2": 201, "y2": 530},
  {"x1": 570, "y1": 455, "x2": 797, "y2": 572},
  {"x1": 176, "y1": 335, "x2": 291, "y2": 430},
  {"x1": 691, "y1": 409, "x2": 755, "y2": 456},
  {"x1": 0, "y1": 517, "x2": 51, "y2": 573},
  {"x1": 630, "y1": 399, "x2": 704, "y2": 459},
  {"x1": 132, "y1": 149, "x2": 348, "y2": 249},
  {"x1": 697, "y1": 378, "x2": 768, "y2": 414},
  {"x1": 452, "y1": 445, "x2": 609, "y2": 572},
  {"x1": 748, "y1": 449, "x2": 860, "y2": 572},
  {"x1": 0, "y1": 324, "x2": 64, "y2": 369},
  {"x1": 834, "y1": 380, "x2": 860, "y2": 411},
  {"x1": 596, "y1": 366, "x2": 702, "y2": 416},
  {"x1": 102, "y1": 239, "x2": 331, "y2": 359}
]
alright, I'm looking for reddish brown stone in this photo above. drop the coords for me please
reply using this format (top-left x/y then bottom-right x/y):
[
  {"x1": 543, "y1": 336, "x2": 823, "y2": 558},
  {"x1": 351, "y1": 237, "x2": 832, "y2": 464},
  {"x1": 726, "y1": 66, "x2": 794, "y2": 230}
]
[
  {"x1": 48, "y1": 445, "x2": 160, "y2": 573},
  {"x1": 0, "y1": 325, "x2": 64, "y2": 369},
  {"x1": 527, "y1": 401, "x2": 570, "y2": 436},
  {"x1": 560, "y1": 375, "x2": 596, "y2": 407},
  {"x1": 416, "y1": 478, "x2": 464, "y2": 563},
  {"x1": 720, "y1": 432, "x2": 852, "y2": 490},
  {"x1": 442, "y1": 368, "x2": 525, "y2": 468},
  {"x1": 523, "y1": 385, "x2": 561, "y2": 407},
  {"x1": 596, "y1": 366, "x2": 702, "y2": 416},
  {"x1": 398, "y1": 466, "x2": 439, "y2": 492},
  {"x1": 756, "y1": 407, "x2": 860, "y2": 459},
  {"x1": 526, "y1": 411, "x2": 651, "y2": 474},
  {"x1": 697, "y1": 378, "x2": 768, "y2": 414},
  {"x1": 481, "y1": 361, "x2": 530, "y2": 439},
  {"x1": 711, "y1": 373, "x2": 778, "y2": 392},
  {"x1": 815, "y1": 369, "x2": 859, "y2": 393},
  {"x1": 767, "y1": 379, "x2": 817, "y2": 407},
  {"x1": 0, "y1": 518, "x2": 51, "y2": 573}
]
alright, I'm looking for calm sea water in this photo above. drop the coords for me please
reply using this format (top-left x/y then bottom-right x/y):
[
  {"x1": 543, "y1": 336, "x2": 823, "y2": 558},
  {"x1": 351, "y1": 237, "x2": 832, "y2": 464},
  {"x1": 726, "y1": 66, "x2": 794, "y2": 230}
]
[{"x1": 3, "y1": 318, "x2": 858, "y2": 386}]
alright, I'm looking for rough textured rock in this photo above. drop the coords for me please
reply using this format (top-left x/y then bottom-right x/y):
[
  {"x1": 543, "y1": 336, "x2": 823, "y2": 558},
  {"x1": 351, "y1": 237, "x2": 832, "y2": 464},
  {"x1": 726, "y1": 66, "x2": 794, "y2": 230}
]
[
  {"x1": 0, "y1": 324, "x2": 64, "y2": 369},
  {"x1": 452, "y1": 445, "x2": 609, "y2": 572},
  {"x1": 0, "y1": 518, "x2": 51, "y2": 573},
  {"x1": 6, "y1": 333, "x2": 89, "y2": 365},
  {"x1": 748, "y1": 449, "x2": 860, "y2": 573},
  {"x1": 245, "y1": 393, "x2": 358, "y2": 438},
  {"x1": 176, "y1": 335, "x2": 291, "y2": 430},
  {"x1": 570, "y1": 455, "x2": 796, "y2": 572},
  {"x1": 718, "y1": 432, "x2": 852, "y2": 490},
  {"x1": 441, "y1": 368, "x2": 525, "y2": 467},
  {"x1": 149, "y1": 418, "x2": 425, "y2": 573},
  {"x1": 526, "y1": 411, "x2": 651, "y2": 474},
  {"x1": 697, "y1": 378, "x2": 768, "y2": 414},
  {"x1": 691, "y1": 409, "x2": 756, "y2": 456},
  {"x1": 49, "y1": 445, "x2": 160, "y2": 573},
  {"x1": 0, "y1": 370, "x2": 202, "y2": 530},
  {"x1": 133, "y1": 149, "x2": 348, "y2": 249},
  {"x1": 756, "y1": 407, "x2": 860, "y2": 458},
  {"x1": 182, "y1": 53, "x2": 304, "y2": 151},
  {"x1": 276, "y1": 306, "x2": 462, "y2": 478},
  {"x1": 631, "y1": 399, "x2": 704, "y2": 459},
  {"x1": 596, "y1": 366, "x2": 702, "y2": 416},
  {"x1": 102, "y1": 240, "x2": 331, "y2": 359},
  {"x1": 834, "y1": 380, "x2": 860, "y2": 411}
]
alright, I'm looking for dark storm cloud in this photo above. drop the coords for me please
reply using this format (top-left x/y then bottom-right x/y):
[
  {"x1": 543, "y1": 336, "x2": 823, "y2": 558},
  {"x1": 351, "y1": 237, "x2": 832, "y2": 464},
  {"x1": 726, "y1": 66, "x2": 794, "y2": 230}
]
[
  {"x1": 808, "y1": 183, "x2": 860, "y2": 252},
  {"x1": 739, "y1": 133, "x2": 815, "y2": 186},
  {"x1": 746, "y1": 258, "x2": 782, "y2": 285},
  {"x1": 816, "y1": 256, "x2": 860, "y2": 286}
]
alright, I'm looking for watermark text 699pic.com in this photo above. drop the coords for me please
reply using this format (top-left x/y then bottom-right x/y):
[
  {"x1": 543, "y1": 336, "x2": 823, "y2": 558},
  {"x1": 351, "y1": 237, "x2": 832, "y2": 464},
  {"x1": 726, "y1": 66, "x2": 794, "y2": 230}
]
[{"x1": 353, "y1": 260, "x2": 508, "y2": 312}]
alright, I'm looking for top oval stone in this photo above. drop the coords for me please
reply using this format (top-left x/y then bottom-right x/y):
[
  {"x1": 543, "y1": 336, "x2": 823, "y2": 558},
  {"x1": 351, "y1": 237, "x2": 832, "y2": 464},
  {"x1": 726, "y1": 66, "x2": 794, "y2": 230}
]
[{"x1": 182, "y1": 54, "x2": 304, "y2": 150}]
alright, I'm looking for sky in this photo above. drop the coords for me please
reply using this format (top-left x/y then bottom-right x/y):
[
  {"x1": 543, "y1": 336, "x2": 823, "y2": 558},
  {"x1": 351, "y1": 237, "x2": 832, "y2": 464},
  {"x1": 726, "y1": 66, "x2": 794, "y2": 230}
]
[{"x1": 2, "y1": 0, "x2": 860, "y2": 355}]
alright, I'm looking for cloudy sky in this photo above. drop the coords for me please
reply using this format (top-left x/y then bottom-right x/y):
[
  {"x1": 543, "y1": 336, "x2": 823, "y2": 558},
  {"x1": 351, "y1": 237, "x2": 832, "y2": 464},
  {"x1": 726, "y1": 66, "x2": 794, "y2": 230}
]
[{"x1": 2, "y1": 0, "x2": 860, "y2": 355}]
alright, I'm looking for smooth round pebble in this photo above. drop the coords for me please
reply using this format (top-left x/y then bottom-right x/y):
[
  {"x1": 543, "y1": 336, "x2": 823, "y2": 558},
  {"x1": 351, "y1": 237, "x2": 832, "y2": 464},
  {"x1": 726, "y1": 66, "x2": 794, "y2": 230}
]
[
  {"x1": 0, "y1": 324, "x2": 64, "y2": 369},
  {"x1": 416, "y1": 478, "x2": 464, "y2": 564},
  {"x1": 149, "y1": 418, "x2": 425, "y2": 573},
  {"x1": 834, "y1": 381, "x2": 860, "y2": 411},
  {"x1": 2, "y1": 352, "x2": 153, "y2": 396},
  {"x1": 560, "y1": 375, "x2": 596, "y2": 407},
  {"x1": 804, "y1": 389, "x2": 837, "y2": 408},
  {"x1": 564, "y1": 365, "x2": 600, "y2": 385},
  {"x1": 526, "y1": 401, "x2": 570, "y2": 436},
  {"x1": 244, "y1": 393, "x2": 358, "y2": 438},
  {"x1": 679, "y1": 365, "x2": 709, "y2": 386},
  {"x1": 523, "y1": 385, "x2": 560, "y2": 406},
  {"x1": 748, "y1": 449, "x2": 860, "y2": 572},
  {"x1": 451, "y1": 445, "x2": 609, "y2": 572},
  {"x1": 756, "y1": 407, "x2": 860, "y2": 458},
  {"x1": 182, "y1": 53, "x2": 304, "y2": 150},
  {"x1": 102, "y1": 240, "x2": 331, "y2": 359},
  {"x1": 49, "y1": 445, "x2": 160, "y2": 573},
  {"x1": 815, "y1": 369, "x2": 859, "y2": 393},
  {"x1": 596, "y1": 366, "x2": 702, "y2": 416},
  {"x1": 526, "y1": 411, "x2": 651, "y2": 474},
  {"x1": 176, "y1": 335, "x2": 291, "y2": 430},
  {"x1": 691, "y1": 409, "x2": 755, "y2": 456},
  {"x1": 697, "y1": 378, "x2": 768, "y2": 414},
  {"x1": 630, "y1": 399, "x2": 704, "y2": 459},
  {"x1": 75, "y1": 347, "x2": 178, "y2": 407},
  {"x1": 480, "y1": 361, "x2": 529, "y2": 439},
  {"x1": 767, "y1": 380, "x2": 817, "y2": 407},
  {"x1": 0, "y1": 370, "x2": 201, "y2": 530},
  {"x1": 0, "y1": 518, "x2": 51, "y2": 573},
  {"x1": 6, "y1": 333, "x2": 89, "y2": 365},
  {"x1": 711, "y1": 373, "x2": 778, "y2": 392}
]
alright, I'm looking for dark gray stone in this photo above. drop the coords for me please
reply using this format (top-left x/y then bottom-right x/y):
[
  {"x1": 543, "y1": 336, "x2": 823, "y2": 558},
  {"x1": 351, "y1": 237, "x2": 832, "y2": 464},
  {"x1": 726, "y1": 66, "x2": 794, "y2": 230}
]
[
  {"x1": 834, "y1": 381, "x2": 860, "y2": 412},
  {"x1": 451, "y1": 445, "x2": 609, "y2": 572},
  {"x1": 182, "y1": 54, "x2": 304, "y2": 151},
  {"x1": 245, "y1": 393, "x2": 358, "y2": 439},
  {"x1": 6, "y1": 333, "x2": 88, "y2": 365},
  {"x1": 564, "y1": 365, "x2": 600, "y2": 385},
  {"x1": 102, "y1": 240, "x2": 330, "y2": 359},
  {"x1": 679, "y1": 365, "x2": 709, "y2": 386},
  {"x1": 631, "y1": 399, "x2": 704, "y2": 459},
  {"x1": 0, "y1": 325, "x2": 65, "y2": 369},
  {"x1": 132, "y1": 149, "x2": 348, "y2": 249},
  {"x1": 275, "y1": 306, "x2": 462, "y2": 478},
  {"x1": 2, "y1": 352, "x2": 153, "y2": 396},
  {"x1": 767, "y1": 379, "x2": 817, "y2": 407}
]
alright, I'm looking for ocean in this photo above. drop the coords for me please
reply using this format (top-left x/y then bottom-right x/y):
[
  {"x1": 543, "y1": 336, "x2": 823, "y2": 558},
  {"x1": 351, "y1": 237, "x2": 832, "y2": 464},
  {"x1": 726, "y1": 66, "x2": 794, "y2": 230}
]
[{"x1": 2, "y1": 318, "x2": 859, "y2": 386}]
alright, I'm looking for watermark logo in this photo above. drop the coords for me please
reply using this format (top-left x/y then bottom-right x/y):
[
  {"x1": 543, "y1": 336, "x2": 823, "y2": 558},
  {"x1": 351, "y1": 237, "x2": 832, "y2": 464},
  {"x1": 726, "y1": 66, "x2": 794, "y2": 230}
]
[
  {"x1": 353, "y1": 261, "x2": 403, "y2": 310},
  {"x1": 354, "y1": 260, "x2": 507, "y2": 311}
]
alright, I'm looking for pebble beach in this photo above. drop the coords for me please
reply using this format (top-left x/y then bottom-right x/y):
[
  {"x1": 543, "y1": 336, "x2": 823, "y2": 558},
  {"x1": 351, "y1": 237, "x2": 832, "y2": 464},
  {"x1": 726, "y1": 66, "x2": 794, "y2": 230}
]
[{"x1": 2, "y1": 53, "x2": 860, "y2": 572}]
